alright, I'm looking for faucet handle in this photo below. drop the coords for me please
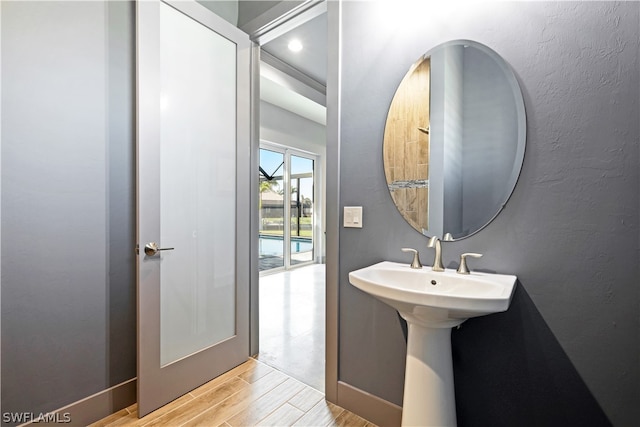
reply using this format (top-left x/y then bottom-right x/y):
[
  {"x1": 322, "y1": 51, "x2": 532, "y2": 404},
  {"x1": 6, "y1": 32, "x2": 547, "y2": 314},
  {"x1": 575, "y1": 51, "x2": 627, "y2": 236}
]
[
  {"x1": 401, "y1": 248, "x2": 423, "y2": 269},
  {"x1": 457, "y1": 253, "x2": 483, "y2": 275}
]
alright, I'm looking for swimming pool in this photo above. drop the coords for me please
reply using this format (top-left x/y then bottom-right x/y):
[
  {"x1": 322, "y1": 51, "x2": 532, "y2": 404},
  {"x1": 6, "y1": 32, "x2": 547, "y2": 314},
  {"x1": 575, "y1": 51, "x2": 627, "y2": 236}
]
[{"x1": 259, "y1": 234, "x2": 312, "y2": 257}]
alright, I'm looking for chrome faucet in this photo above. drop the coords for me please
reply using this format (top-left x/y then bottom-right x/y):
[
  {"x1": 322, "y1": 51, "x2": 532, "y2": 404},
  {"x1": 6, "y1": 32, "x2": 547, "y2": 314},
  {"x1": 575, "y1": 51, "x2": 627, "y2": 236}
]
[
  {"x1": 457, "y1": 253, "x2": 483, "y2": 274},
  {"x1": 401, "y1": 248, "x2": 423, "y2": 269},
  {"x1": 427, "y1": 236, "x2": 445, "y2": 272}
]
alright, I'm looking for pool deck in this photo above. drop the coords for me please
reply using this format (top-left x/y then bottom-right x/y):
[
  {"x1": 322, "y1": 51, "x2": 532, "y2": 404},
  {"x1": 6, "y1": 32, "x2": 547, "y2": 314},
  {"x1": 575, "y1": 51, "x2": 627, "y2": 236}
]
[{"x1": 259, "y1": 255, "x2": 313, "y2": 271}]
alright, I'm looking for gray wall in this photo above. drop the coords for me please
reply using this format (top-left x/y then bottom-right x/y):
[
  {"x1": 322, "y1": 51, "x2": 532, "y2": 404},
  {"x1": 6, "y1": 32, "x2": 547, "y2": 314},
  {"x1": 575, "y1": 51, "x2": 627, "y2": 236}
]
[
  {"x1": 260, "y1": 100, "x2": 326, "y2": 154},
  {"x1": 338, "y1": 1, "x2": 638, "y2": 426},
  {"x1": 1, "y1": 0, "x2": 136, "y2": 417}
]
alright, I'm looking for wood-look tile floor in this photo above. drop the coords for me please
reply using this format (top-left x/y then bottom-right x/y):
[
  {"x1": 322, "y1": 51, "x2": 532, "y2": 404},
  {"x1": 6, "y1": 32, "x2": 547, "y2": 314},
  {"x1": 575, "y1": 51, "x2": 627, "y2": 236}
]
[{"x1": 90, "y1": 358, "x2": 376, "y2": 427}]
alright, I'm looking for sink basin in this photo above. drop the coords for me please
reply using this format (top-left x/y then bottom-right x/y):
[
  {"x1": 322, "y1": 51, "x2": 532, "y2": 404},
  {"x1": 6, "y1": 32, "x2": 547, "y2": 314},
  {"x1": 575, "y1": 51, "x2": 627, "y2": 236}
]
[
  {"x1": 348, "y1": 261, "x2": 516, "y2": 328},
  {"x1": 349, "y1": 261, "x2": 517, "y2": 426}
]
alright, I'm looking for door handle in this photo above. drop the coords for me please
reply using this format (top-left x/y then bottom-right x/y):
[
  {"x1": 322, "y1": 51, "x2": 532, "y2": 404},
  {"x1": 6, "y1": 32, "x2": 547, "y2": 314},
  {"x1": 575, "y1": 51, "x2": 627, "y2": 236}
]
[{"x1": 144, "y1": 242, "x2": 175, "y2": 256}]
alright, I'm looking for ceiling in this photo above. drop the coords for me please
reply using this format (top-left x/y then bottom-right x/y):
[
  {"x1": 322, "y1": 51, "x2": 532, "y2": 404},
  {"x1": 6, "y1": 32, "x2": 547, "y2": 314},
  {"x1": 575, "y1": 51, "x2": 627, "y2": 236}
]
[
  {"x1": 259, "y1": 10, "x2": 327, "y2": 125},
  {"x1": 262, "y1": 12, "x2": 327, "y2": 86}
]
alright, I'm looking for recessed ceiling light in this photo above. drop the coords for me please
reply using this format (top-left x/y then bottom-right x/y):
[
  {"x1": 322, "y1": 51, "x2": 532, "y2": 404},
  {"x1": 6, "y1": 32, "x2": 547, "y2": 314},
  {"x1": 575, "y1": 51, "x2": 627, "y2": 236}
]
[{"x1": 288, "y1": 39, "x2": 303, "y2": 53}]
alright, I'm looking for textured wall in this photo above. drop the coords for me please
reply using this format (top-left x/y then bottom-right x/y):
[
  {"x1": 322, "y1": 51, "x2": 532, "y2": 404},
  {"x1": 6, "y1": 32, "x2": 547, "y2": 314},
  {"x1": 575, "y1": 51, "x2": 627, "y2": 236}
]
[
  {"x1": 338, "y1": 1, "x2": 639, "y2": 426},
  {"x1": 1, "y1": 0, "x2": 136, "y2": 416}
]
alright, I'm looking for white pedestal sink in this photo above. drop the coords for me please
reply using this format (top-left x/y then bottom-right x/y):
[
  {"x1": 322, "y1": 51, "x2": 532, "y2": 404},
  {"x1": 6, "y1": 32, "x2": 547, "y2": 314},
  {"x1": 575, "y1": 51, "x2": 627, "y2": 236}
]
[{"x1": 349, "y1": 261, "x2": 517, "y2": 427}]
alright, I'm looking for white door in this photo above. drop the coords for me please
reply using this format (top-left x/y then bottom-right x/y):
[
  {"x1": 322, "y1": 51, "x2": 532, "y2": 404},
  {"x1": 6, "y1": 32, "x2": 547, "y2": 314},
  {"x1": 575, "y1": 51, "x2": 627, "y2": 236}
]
[{"x1": 136, "y1": 0, "x2": 251, "y2": 416}]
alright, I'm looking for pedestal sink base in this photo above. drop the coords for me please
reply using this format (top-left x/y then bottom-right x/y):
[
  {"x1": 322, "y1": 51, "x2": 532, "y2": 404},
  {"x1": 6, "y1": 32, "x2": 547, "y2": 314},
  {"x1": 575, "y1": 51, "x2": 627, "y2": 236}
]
[
  {"x1": 348, "y1": 262, "x2": 517, "y2": 427},
  {"x1": 402, "y1": 323, "x2": 457, "y2": 427}
]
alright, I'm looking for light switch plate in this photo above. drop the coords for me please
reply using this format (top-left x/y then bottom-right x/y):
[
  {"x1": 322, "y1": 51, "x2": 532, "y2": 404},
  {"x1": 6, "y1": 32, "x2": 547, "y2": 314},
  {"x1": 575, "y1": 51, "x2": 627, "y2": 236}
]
[{"x1": 344, "y1": 206, "x2": 363, "y2": 228}]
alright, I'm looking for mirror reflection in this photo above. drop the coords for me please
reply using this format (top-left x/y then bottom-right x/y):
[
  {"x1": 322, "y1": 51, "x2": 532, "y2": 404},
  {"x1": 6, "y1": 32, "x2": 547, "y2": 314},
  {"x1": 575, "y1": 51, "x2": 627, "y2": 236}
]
[{"x1": 383, "y1": 40, "x2": 526, "y2": 240}]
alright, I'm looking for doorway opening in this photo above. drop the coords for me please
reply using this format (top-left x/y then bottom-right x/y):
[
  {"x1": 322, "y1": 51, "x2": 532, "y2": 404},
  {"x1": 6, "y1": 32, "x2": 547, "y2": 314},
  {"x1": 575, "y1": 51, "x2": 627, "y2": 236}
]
[
  {"x1": 254, "y1": 5, "x2": 327, "y2": 392},
  {"x1": 258, "y1": 142, "x2": 325, "y2": 391}
]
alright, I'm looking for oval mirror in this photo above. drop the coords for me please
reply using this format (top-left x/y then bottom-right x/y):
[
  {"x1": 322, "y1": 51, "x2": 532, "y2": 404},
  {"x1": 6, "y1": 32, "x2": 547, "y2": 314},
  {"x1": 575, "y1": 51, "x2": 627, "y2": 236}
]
[{"x1": 383, "y1": 39, "x2": 526, "y2": 240}]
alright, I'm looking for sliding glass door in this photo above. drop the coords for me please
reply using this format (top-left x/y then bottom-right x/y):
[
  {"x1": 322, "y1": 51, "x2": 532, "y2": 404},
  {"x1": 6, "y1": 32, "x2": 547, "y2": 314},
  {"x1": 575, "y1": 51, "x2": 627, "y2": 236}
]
[
  {"x1": 258, "y1": 148, "x2": 285, "y2": 270},
  {"x1": 259, "y1": 145, "x2": 316, "y2": 272}
]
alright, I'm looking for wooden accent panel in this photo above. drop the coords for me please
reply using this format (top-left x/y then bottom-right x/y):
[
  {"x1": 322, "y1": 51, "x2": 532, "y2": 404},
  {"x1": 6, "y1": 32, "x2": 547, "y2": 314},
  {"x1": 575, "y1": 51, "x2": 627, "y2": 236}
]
[{"x1": 383, "y1": 56, "x2": 431, "y2": 232}]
